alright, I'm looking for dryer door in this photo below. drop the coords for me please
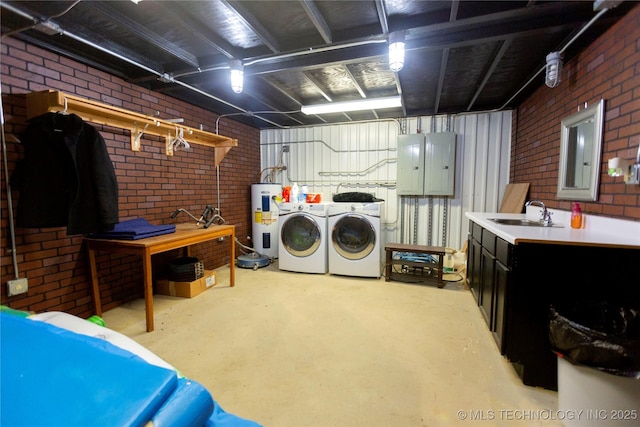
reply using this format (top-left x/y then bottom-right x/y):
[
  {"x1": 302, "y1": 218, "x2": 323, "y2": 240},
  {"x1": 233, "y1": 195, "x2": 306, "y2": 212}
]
[
  {"x1": 281, "y1": 213, "x2": 322, "y2": 257},
  {"x1": 331, "y1": 214, "x2": 376, "y2": 260}
]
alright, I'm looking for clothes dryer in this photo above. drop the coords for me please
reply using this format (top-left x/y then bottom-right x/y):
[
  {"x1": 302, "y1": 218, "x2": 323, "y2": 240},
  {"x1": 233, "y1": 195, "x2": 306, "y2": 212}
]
[
  {"x1": 278, "y1": 202, "x2": 328, "y2": 273},
  {"x1": 328, "y1": 202, "x2": 384, "y2": 278}
]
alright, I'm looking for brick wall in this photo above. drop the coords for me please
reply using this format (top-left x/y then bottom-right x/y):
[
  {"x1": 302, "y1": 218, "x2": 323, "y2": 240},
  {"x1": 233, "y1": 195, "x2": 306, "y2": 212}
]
[
  {"x1": 512, "y1": 3, "x2": 640, "y2": 220},
  {"x1": 3, "y1": 6, "x2": 639, "y2": 317},
  {"x1": 1, "y1": 37, "x2": 260, "y2": 317}
]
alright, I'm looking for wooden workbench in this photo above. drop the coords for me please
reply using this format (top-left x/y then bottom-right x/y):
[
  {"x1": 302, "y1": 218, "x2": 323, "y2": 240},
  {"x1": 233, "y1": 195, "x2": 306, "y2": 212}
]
[{"x1": 85, "y1": 223, "x2": 235, "y2": 332}]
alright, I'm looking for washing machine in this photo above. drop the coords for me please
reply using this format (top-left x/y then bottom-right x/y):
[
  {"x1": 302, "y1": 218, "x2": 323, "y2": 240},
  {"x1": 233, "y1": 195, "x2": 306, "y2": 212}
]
[
  {"x1": 278, "y1": 202, "x2": 328, "y2": 274},
  {"x1": 328, "y1": 202, "x2": 384, "y2": 278}
]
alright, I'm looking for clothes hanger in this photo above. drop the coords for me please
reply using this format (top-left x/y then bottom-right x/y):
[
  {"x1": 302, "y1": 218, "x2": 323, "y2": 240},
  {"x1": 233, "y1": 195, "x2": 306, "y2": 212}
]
[
  {"x1": 56, "y1": 97, "x2": 70, "y2": 115},
  {"x1": 170, "y1": 127, "x2": 190, "y2": 151},
  {"x1": 52, "y1": 97, "x2": 71, "y2": 131}
]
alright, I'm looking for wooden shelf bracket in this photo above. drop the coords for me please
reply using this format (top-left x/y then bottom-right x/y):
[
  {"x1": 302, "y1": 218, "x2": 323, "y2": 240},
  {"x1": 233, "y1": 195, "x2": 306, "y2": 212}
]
[{"x1": 26, "y1": 90, "x2": 238, "y2": 166}]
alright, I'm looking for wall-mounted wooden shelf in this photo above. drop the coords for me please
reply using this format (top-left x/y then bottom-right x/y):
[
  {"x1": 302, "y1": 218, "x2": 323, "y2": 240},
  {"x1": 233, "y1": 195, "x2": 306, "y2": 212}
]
[{"x1": 26, "y1": 90, "x2": 237, "y2": 166}]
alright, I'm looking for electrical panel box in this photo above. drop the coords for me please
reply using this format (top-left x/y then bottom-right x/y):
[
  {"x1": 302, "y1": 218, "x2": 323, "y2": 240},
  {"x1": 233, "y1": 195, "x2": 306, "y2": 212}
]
[
  {"x1": 397, "y1": 134, "x2": 425, "y2": 195},
  {"x1": 424, "y1": 132, "x2": 456, "y2": 196},
  {"x1": 397, "y1": 132, "x2": 456, "y2": 196}
]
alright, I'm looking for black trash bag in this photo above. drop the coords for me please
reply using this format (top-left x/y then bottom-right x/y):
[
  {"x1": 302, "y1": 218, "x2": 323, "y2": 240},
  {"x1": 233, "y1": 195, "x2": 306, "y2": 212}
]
[{"x1": 549, "y1": 301, "x2": 640, "y2": 377}]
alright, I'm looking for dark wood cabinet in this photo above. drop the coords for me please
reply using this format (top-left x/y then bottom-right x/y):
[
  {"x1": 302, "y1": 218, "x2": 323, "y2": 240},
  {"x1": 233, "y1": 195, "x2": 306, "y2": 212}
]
[
  {"x1": 493, "y1": 258, "x2": 509, "y2": 353},
  {"x1": 466, "y1": 219, "x2": 640, "y2": 391},
  {"x1": 469, "y1": 226, "x2": 508, "y2": 351},
  {"x1": 467, "y1": 222, "x2": 482, "y2": 304},
  {"x1": 493, "y1": 237, "x2": 512, "y2": 354},
  {"x1": 479, "y1": 246, "x2": 495, "y2": 325}
]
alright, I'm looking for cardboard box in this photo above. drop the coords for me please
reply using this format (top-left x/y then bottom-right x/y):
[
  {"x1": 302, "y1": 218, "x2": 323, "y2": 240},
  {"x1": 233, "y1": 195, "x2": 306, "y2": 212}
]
[{"x1": 156, "y1": 270, "x2": 216, "y2": 298}]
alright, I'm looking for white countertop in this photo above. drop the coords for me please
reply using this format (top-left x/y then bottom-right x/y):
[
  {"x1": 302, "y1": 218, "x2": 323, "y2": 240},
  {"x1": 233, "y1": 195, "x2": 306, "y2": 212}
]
[{"x1": 466, "y1": 209, "x2": 640, "y2": 249}]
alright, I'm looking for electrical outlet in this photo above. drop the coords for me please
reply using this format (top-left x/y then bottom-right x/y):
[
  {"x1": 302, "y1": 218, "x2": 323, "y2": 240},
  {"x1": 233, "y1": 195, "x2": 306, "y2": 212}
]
[{"x1": 7, "y1": 278, "x2": 28, "y2": 296}]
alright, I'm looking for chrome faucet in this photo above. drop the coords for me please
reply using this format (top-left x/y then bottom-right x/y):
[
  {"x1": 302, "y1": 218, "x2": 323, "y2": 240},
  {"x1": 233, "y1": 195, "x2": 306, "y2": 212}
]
[{"x1": 525, "y1": 200, "x2": 553, "y2": 224}]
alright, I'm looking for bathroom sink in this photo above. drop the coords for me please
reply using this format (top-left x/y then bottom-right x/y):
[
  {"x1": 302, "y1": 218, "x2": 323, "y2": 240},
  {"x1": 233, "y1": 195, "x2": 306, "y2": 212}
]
[{"x1": 488, "y1": 218, "x2": 563, "y2": 228}]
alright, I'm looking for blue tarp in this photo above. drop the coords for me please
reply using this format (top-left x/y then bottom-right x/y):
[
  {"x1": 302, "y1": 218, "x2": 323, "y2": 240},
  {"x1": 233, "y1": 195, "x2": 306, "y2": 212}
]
[
  {"x1": 1, "y1": 313, "x2": 179, "y2": 427},
  {"x1": 88, "y1": 217, "x2": 176, "y2": 240},
  {"x1": 1, "y1": 311, "x2": 264, "y2": 427}
]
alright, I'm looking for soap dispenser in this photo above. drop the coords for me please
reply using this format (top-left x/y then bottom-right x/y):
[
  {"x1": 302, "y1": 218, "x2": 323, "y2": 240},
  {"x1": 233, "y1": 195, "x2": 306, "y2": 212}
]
[{"x1": 571, "y1": 202, "x2": 583, "y2": 229}]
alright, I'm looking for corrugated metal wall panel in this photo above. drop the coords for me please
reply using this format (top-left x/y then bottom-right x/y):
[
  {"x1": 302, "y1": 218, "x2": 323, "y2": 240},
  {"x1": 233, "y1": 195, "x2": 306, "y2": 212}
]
[{"x1": 260, "y1": 111, "x2": 512, "y2": 251}]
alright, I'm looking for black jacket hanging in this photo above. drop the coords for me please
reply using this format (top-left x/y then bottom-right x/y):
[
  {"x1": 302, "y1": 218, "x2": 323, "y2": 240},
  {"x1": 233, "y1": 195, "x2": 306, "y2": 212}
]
[{"x1": 13, "y1": 112, "x2": 119, "y2": 235}]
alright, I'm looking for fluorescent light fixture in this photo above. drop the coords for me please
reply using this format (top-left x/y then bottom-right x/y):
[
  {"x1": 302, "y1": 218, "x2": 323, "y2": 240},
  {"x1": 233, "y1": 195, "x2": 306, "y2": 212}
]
[
  {"x1": 545, "y1": 51, "x2": 563, "y2": 88},
  {"x1": 301, "y1": 96, "x2": 402, "y2": 115},
  {"x1": 230, "y1": 59, "x2": 244, "y2": 94},
  {"x1": 389, "y1": 31, "x2": 405, "y2": 72}
]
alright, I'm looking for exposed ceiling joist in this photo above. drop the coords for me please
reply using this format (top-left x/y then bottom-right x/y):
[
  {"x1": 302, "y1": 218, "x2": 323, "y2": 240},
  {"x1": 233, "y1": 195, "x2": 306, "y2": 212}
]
[
  {"x1": 85, "y1": 1, "x2": 200, "y2": 68},
  {"x1": 223, "y1": 0, "x2": 282, "y2": 53},
  {"x1": 0, "y1": 0, "x2": 631, "y2": 129},
  {"x1": 300, "y1": 0, "x2": 332, "y2": 44}
]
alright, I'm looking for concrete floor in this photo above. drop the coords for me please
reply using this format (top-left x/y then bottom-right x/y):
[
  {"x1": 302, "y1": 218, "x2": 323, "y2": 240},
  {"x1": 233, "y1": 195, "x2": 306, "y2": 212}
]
[{"x1": 102, "y1": 262, "x2": 562, "y2": 427}]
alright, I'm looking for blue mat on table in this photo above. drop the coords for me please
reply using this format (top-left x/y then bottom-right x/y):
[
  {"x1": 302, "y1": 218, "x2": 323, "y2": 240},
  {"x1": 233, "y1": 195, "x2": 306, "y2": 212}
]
[{"x1": 88, "y1": 218, "x2": 176, "y2": 240}]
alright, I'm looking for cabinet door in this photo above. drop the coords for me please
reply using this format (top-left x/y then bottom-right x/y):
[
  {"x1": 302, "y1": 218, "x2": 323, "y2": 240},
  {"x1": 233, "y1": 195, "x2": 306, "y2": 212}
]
[
  {"x1": 479, "y1": 247, "x2": 495, "y2": 327},
  {"x1": 493, "y1": 260, "x2": 509, "y2": 354},
  {"x1": 468, "y1": 237, "x2": 482, "y2": 304}
]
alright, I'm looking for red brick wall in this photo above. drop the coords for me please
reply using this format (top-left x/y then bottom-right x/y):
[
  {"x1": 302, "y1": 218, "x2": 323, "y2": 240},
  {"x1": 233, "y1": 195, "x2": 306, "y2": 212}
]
[
  {"x1": 512, "y1": 3, "x2": 640, "y2": 220},
  {"x1": 1, "y1": 37, "x2": 260, "y2": 317}
]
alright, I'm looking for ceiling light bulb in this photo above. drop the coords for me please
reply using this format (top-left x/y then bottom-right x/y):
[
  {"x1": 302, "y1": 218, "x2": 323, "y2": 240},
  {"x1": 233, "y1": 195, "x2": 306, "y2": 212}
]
[
  {"x1": 389, "y1": 32, "x2": 405, "y2": 72},
  {"x1": 545, "y1": 51, "x2": 563, "y2": 88},
  {"x1": 230, "y1": 60, "x2": 244, "y2": 94}
]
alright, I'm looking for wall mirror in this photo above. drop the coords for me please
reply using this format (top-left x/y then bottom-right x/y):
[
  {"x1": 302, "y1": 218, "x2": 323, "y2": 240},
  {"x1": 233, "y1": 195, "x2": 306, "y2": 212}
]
[{"x1": 557, "y1": 99, "x2": 604, "y2": 201}]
